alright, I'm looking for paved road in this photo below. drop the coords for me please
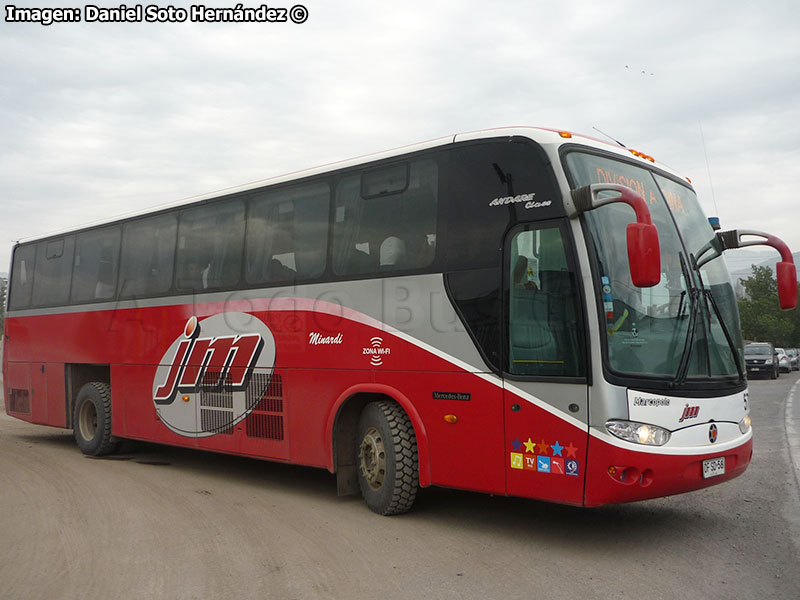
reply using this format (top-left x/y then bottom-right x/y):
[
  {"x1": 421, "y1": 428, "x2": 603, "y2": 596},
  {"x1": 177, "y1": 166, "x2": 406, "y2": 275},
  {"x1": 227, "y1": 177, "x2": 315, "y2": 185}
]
[{"x1": 1, "y1": 373, "x2": 799, "y2": 600}]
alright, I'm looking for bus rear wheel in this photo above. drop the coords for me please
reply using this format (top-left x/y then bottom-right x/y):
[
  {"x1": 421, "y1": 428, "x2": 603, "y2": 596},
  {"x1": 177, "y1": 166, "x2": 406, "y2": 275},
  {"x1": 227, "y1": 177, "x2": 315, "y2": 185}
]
[
  {"x1": 356, "y1": 401, "x2": 418, "y2": 515},
  {"x1": 73, "y1": 382, "x2": 119, "y2": 456}
]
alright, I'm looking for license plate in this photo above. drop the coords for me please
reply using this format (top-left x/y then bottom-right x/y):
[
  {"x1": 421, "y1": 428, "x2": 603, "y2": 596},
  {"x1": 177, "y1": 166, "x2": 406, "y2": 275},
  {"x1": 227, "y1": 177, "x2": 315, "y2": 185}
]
[{"x1": 702, "y1": 457, "x2": 726, "y2": 479}]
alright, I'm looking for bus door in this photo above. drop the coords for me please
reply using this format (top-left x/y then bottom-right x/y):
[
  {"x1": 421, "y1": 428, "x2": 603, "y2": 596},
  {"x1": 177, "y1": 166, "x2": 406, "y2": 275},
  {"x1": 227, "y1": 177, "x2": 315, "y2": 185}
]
[{"x1": 503, "y1": 222, "x2": 590, "y2": 505}]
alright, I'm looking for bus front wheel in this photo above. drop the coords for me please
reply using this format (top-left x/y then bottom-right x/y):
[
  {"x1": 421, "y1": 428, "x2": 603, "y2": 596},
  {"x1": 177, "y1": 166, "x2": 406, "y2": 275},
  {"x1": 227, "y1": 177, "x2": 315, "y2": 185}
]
[
  {"x1": 73, "y1": 382, "x2": 119, "y2": 456},
  {"x1": 356, "y1": 401, "x2": 419, "y2": 515}
]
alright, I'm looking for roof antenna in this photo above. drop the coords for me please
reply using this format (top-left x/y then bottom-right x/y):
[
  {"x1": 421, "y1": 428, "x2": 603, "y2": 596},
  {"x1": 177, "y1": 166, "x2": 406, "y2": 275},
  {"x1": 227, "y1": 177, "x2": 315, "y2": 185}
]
[
  {"x1": 592, "y1": 126, "x2": 626, "y2": 148},
  {"x1": 699, "y1": 122, "x2": 720, "y2": 217}
]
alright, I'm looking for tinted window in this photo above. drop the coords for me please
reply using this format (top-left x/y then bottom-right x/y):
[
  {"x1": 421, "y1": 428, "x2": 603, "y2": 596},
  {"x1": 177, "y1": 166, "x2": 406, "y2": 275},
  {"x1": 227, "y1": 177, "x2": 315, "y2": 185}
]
[
  {"x1": 446, "y1": 268, "x2": 501, "y2": 368},
  {"x1": 446, "y1": 141, "x2": 562, "y2": 272},
  {"x1": 246, "y1": 182, "x2": 329, "y2": 283},
  {"x1": 9, "y1": 244, "x2": 36, "y2": 310},
  {"x1": 71, "y1": 226, "x2": 121, "y2": 303},
  {"x1": 176, "y1": 200, "x2": 245, "y2": 291},
  {"x1": 119, "y1": 214, "x2": 177, "y2": 299},
  {"x1": 333, "y1": 159, "x2": 438, "y2": 276},
  {"x1": 508, "y1": 224, "x2": 584, "y2": 377},
  {"x1": 32, "y1": 236, "x2": 75, "y2": 306}
]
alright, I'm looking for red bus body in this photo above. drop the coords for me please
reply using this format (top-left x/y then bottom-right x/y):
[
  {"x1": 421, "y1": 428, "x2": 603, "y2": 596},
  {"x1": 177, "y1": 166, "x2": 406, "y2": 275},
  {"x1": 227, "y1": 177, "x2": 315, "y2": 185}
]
[{"x1": 3, "y1": 127, "x2": 762, "y2": 512}]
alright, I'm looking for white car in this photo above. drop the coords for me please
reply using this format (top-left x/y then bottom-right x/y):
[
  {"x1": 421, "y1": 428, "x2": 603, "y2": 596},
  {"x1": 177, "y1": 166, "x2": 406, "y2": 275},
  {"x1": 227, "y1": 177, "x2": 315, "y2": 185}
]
[
  {"x1": 786, "y1": 348, "x2": 800, "y2": 371},
  {"x1": 776, "y1": 348, "x2": 792, "y2": 373}
]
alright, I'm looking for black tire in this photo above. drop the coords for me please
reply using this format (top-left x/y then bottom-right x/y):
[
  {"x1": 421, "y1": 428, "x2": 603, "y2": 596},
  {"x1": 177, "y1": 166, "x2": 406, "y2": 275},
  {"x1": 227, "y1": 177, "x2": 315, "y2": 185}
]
[
  {"x1": 73, "y1": 382, "x2": 119, "y2": 456},
  {"x1": 356, "y1": 401, "x2": 419, "y2": 515}
]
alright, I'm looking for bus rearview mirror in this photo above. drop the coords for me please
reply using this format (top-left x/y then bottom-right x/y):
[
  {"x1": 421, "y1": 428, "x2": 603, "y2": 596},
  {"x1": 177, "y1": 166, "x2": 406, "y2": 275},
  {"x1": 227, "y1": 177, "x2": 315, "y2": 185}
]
[
  {"x1": 627, "y1": 222, "x2": 661, "y2": 288},
  {"x1": 777, "y1": 261, "x2": 798, "y2": 310}
]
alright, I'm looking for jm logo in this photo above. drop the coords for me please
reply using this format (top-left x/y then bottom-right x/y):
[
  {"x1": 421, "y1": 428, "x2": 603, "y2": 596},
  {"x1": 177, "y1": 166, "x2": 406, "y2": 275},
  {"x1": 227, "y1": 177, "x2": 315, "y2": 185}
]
[
  {"x1": 678, "y1": 404, "x2": 700, "y2": 423},
  {"x1": 154, "y1": 316, "x2": 263, "y2": 405}
]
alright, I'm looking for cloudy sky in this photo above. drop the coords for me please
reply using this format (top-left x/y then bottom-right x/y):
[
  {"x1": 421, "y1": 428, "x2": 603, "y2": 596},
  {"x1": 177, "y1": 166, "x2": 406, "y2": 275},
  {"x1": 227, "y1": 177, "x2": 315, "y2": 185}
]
[{"x1": 1, "y1": 0, "x2": 798, "y2": 273}]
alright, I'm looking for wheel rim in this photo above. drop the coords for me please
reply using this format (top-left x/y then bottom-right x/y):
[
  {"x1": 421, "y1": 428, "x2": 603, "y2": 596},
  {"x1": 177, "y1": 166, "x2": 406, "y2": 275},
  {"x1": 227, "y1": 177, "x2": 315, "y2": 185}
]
[
  {"x1": 359, "y1": 426, "x2": 386, "y2": 491},
  {"x1": 78, "y1": 400, "x2": 98, "y2": 441}
]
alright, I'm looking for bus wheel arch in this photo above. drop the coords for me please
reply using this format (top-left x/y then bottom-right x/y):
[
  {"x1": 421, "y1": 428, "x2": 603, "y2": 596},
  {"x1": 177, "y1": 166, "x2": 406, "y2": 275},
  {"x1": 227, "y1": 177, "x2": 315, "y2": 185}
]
[
  {"x1": 72, "y1": 381, "x2": 119, "y2": 456},
  {"x1": 329, "y1": 385, "x2": 430, "y2": 502}
]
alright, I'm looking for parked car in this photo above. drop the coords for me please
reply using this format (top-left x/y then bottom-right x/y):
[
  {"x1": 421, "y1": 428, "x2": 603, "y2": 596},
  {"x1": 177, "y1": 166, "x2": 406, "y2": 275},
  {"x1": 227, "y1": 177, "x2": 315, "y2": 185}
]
[
  {"x1": 786, "y1": 348, "x2": 800, "y2": 371},
  {"x1": 744, "y1": 342, "x2": 779, "y2": 379},
  {"x1": 775, "y1": 347, "x2": 792, "y2": 373}
]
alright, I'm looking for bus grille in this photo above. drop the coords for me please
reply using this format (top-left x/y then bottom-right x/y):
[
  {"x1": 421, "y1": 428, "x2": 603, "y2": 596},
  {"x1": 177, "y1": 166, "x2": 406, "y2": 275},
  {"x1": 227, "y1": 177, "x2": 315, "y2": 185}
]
[
  {"x1": 199, "y1": 370, "x2": 235, "y2": 434},
  {"x1": 245, "y1": 372, "x2": 284, "y2": 441},
  {"x1": 9, "y1": 389, "x2": 31, "y2": 414}
]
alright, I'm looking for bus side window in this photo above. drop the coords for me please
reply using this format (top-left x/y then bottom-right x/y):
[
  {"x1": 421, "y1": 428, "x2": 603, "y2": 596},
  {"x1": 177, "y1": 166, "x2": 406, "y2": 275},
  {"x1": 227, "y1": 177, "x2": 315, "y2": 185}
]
[
  {"x1": 119, "y1": 214, "x2": 177, "y2": 299},
  {"x1": 246, "y1": 182, "x2": 329, "y2": 284},
  {"x1": 9, "y1": 244, "x2": 37, "y2": 310},
  {"x1": 332, "y1": 159, "x2": 438, "y2": 276},
  {"x1": 508, "y1": 226, "x2": 583, "y2": 378},
  {"x1": 32, "y1": 236, "x2": 75, "y2": 307},
  {"x1": 177, "y1": 200, "x2": 245, "y2": 291},
  {"x1": 71, "y1": 226, "x2": 121, "y2": 303}
]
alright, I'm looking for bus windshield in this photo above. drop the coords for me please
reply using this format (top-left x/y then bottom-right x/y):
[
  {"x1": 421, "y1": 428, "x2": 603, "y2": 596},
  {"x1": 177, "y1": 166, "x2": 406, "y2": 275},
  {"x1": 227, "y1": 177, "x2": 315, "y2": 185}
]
[{"x1": 564, "y1": 151, "x2": 742, "y2": 382}]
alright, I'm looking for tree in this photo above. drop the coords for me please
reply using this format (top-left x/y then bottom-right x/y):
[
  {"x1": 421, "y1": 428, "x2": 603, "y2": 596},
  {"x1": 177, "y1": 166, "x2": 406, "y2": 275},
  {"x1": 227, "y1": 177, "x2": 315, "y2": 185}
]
[{"x1": 737, "y1": 265, "x2": 800, "y2": 347}]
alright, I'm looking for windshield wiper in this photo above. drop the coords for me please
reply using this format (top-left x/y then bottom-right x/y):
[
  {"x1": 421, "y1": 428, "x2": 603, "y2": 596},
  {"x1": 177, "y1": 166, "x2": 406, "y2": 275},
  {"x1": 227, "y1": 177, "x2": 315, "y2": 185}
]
[
  {"x1": 672, "y1": 253, "x2": 700, "y2": 387},
  {"x1": 702, "y1": 288, "x2": 745, "y2": 382},
  {"x1": 691, "y1": 253, "x2": 746, "y2": 382}
]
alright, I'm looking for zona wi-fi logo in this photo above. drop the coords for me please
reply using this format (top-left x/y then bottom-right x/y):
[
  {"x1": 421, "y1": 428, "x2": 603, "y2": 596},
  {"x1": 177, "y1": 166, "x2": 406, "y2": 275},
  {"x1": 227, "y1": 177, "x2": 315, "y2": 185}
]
[{"x1": 362, "y1": 336, "x2": 391, "y2": 366}]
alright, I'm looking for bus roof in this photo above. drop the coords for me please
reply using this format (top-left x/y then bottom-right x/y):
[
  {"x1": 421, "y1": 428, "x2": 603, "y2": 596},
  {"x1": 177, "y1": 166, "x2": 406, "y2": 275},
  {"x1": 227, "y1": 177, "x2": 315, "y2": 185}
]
[{"x1": 13, "y1": 126, "x2": 688, "y2": 245}]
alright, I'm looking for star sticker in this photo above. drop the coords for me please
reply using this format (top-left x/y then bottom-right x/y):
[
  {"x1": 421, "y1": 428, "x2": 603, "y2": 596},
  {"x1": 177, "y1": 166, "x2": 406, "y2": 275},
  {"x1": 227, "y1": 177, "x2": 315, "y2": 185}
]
[
  {"x1": 511, "y1": 437, "x2": 522, "y2": 452},
  {"x1": 551, "y1": 441, "x2": 564, "y2": 456},
  {"x1": 564, "y1": 442, "x2": 578, "y2": 458},
  {"x1": 537, "y1": 439, "x2": 549, "y2": 455},
  {"x1": 524, "y1": 438, "x2": 536, "y2": 454}
]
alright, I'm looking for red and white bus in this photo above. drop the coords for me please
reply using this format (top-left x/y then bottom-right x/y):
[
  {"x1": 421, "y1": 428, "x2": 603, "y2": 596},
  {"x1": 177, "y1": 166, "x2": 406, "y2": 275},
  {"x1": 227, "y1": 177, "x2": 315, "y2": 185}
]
[{"x1": 3, "y1": 127, "x2": 797, "y2": 514}]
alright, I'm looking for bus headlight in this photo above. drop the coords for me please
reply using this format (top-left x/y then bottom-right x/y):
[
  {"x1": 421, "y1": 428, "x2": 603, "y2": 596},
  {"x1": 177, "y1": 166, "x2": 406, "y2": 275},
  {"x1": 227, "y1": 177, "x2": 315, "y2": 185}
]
[
  {"x1": 739, "y1": 415, "x2": 752, "y2": 434},
  {"x1": 605, "y1": 420, "x2": 671, "y2": 446}
]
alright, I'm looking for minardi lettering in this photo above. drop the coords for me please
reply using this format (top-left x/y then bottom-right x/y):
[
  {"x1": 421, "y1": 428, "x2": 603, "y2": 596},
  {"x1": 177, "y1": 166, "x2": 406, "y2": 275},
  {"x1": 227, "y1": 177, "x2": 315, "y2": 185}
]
[
  {"x1": 309, "y1": 332, "x2": 343, "y2": 345},
  {"x1": 5, "y1": 5, "x2": 81, "y2": 25},
  {"x1": 154, "y1": 321, "x2": 263, "y2": 405}
]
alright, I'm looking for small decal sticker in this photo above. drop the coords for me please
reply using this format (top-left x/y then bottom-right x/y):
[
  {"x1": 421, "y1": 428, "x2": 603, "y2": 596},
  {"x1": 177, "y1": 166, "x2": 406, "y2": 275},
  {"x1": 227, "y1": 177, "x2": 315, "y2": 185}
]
[
  {"x1": 564, "y1": 442, "x2": 578, "y2": 458},
  {"x1": 551, "y1": 441, "x2": 564, "y2": 456},
  {"x1": 566, "y1": 459, "x2": 580, "y2": 476},
  {"x1": 709, "y1": 424, "x2": 718, "y2": 443},
  {"x1": 524, "y1": 456, "x2": 537, "y2": 470},
  {"x1": 510, "y1": 452, "x2": 524, "y2": 470},
  {"x1": 537, "y1": 456, "x2": 551, "y2": 473},
  {"x1": 524, "y1": 438, "x2": 536, "y2": 453},
  {"x1": 511, "y1": 437, "x2": 523, "y2": 452},
  {"x1": 551, "y1": 457, "x2": 565, "y2": 474}
]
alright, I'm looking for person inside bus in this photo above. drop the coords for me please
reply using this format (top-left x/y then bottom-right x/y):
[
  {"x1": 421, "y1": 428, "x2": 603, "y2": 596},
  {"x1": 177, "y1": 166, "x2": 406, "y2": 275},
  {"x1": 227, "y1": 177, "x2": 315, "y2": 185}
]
[
  {"x1": 513, "y1": 255, "x2": 539, "y2": 290},
  {"x1": 379, "y1": 236, "x2": 407, "y2": 271},
  {"x1": 182, "y1": 258, "x2": 210, "y2": 289}
]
